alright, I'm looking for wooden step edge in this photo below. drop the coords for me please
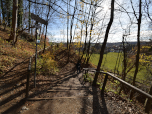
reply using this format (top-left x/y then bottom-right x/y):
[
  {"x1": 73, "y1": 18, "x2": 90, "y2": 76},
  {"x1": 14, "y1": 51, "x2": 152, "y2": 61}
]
[
  {"x1": 47, "y1": 89, "x2": 89, "y2": 92},
  {"x1": 52, "y1": 86, "x2": 89, "y2": 88},
  {"x1": 56, "y1": 85, "x2": 90, "y2": 88},
  {"x1": 27, "y1": 96, "x2": 94, "y2": 101},
  {"x1": 50, "y1": 87, "x2": 90, "y2": 90},
  {"x1": 57, "y1": 84, "x2": 89, "y2": 86}
]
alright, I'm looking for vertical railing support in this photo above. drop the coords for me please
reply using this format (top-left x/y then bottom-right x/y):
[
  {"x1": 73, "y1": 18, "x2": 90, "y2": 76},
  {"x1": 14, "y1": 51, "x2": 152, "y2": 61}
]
[
  {"x1": 86, "y1": 69, "x2": 88, "y2": 78},
  {"x1": 34, "y1": 21, "x2": 38, "y2": 88},
  {"x1": 85, "y1": 69, "x2": 86, "y2": 75},
  {"x1": 101, "y1": 73, "x2": 108, "y2": 95},
  {"x1": 26, "y1": 57, "x2": 31, "y2": 99},
  {"x1": 84, "y1": 69, "x2": 87, "y2": 81},
  {"x1": 145, "y1": 85, "x2": 152, "y2": 113}
]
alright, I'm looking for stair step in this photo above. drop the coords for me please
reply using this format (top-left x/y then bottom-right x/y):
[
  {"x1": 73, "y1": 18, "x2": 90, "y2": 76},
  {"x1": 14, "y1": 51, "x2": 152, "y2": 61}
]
[
  {"x1": 50, "y1": 88, "x2": 90, "y2": 91},
  {"x1": 47, "y1": 89, "x2": 89, "y2": 92},
  {"x1": 27, "y1": 95, "x2": 94, "y2": 101},
  {"x1": 52, "y1": 86, "x2": 90, "y2": 88},
  {"x1": 56, "y1": 84, "x2": 90, "y2": 88},
  {"x1": 52, "y1": 87, "x2": 89, "y2": 89}
]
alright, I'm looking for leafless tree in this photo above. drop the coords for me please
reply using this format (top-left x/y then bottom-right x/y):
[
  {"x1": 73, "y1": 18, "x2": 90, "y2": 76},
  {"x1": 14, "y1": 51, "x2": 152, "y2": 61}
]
[
  {"x1": 9, "y1": 0, "x2": 18, "y2": 45},
  {"x1": 129, "y1": 0, "x2": 142, "y2": 99},
  {"x1": 93, "y1": 0, "x2": 115, "y2": 86}
]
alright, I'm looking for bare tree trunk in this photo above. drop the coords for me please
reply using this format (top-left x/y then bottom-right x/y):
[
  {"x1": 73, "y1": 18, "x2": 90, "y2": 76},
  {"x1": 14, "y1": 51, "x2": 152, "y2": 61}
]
[
  {"x1": 9, "y1": 0, "x2": 18, "y2": 44},
  {"x1": 93, "y1": 0, "x2": 115, "y2": 86},
  {"x1": 67, "y1": 0, "x2": 69, "y2": 50},
  {"x1": 86, "y1": 0, "x2": 97, "y2": 66},
  {"x1": 43, "y1": 25, "x2": 47, "y2": 53},
  {"x1": 69, "y1": 1, "x2": 76, "y2": 45},
  {"x1": 114, "y1": 50, "x2": 121, "y2": 74},
  {"x1": 28, "y1": 1, "x2": 31, "y2": 33},
  {"x1": 68, "y1": 0, "x2": 76, "y2": 62},
  {"x1": 80, "y1": 6, "x2": 91, "y2": 62},
  {"x1": 39, "y1": 0, "x2": 44, "y2": 39},
  {"x1": 119, "y1": 35, "x2": 127, "y2": 94},
  {"x1": 31, "y1": 21, "x2": 33, "y2": 36},
  {"x1": 1, "y1": 0, "x2": 6, "y2": 30},
  {"x1": 43, "y1": 1, "x2": 50, "y2": 53},
  {"x1": 80, "y1": 23, "x2": 88, "y2": 61},
  {"x1": 86, "y1": 19, "x2": 94, "y2": 66},
  {"x1": 122, "y1": 36, "x2": 127, "y2": 80},
  {"x1": 42, "y1": 25, "x2": 45, "y2": 40},
  {"x1": 0, "y1": 0, "x2": 4, "y2": 22},
  {"x1": 130, "y1": 0, "x2": 142, "y2": 99},
  {"x1": 79, "y1": 23, "x2": 83, "y2": 55}
]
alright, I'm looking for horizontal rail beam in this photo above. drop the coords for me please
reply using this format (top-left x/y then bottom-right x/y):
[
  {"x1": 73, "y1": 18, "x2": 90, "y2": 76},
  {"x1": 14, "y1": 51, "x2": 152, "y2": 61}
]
[
  {"x1": 83, "y1": 68, "x2": 152, "y2": 100},
  {"x1": 27, "y1": 96, "x2": 94, "y2": 101}
]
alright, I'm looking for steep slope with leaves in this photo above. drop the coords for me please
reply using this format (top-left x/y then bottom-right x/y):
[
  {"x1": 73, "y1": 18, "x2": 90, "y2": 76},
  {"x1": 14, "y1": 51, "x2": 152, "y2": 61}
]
[{"x1": 0, "y1": 27, "x2": 50, "y2": 76}]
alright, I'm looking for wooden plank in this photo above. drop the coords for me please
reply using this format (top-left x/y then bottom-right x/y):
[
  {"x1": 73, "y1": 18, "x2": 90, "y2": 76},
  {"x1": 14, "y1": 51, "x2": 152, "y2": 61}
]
[
  {"x1": 145, "y1": 85, "x2": 152, "y2": 113},
  {"x1": 82, "y1": 68, "x2": 152, "y2": 100},
  {"x1": 57, "y1": 84, "x2": 90, "y2": 87},
  {"x1": 26, "y1": 58, "x2": 31, "y2": 98},
  {"x1": 101, "y1": 74, "x2": 108, "y2": 95},
  {"x1": 107, "y1": 72, "x2": 152, "y2": 100},
  {"x1": 50, "y1": 87, "x2": 89, "y2": 89},
  {"x1": 31, "y1": 13, "x2": 48, "y2": 25},
  {"x1": 48, "y1": 88, "x2": 89, "y2": 90},
  {"x1": 47, "y1": 89, "x2": 89, "y2": 92},
  {"x1": 83, "y1": 68, "x2": 96, "y2": 70},
  {"x1": 27, "y1": 96, "x2": 94, "y2": 101},
  {"x1": 47, "y1": 90, "x2": 77, "y2": 92},
  {"x1": 53, "y1": 86, "x2": 90, "y2": 88}
]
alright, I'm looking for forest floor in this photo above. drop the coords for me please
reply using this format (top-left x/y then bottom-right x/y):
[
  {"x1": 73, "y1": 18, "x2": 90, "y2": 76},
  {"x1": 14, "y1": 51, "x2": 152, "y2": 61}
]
[{"x1": 0, "y1": 53, "x2": 149, "y2": 114}]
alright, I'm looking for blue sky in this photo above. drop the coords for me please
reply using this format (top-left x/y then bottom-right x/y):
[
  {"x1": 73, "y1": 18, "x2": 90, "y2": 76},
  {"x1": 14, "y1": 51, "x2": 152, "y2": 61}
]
[{"x1": 24, "y1": 0, "x2": 152, "y2": 43}]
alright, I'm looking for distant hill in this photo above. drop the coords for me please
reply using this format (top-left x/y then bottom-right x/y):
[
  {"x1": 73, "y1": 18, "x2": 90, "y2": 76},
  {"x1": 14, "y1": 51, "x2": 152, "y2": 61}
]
[
  {"x1": 105, "y1": 41, "x2": 149, "y2": 47},
  {"x1": 49, "y1": 41, "x2": 149, "y2": 48}
]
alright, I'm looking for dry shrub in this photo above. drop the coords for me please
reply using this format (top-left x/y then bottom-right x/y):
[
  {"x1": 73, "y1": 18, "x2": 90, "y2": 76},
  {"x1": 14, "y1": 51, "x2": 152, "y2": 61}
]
[{"x1": 35, "y1": 51, "x2": 58, "y2": 75}]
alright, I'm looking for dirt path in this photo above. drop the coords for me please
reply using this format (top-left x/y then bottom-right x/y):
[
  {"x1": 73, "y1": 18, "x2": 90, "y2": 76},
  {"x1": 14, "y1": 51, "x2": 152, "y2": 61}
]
[
  {"x1": 18, "y1": 72, "x2": 145, "y2": 114},
  {"x1": 20, "y1": 72, "x2": 107, "y2": 114},
  {"x1": 0, "y1": 60, "x2": 147, "y2": 114}
]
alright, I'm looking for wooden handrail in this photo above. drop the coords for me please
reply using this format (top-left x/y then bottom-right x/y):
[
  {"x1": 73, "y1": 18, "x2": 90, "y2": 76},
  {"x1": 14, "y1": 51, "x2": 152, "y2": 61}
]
[
  {"x1": 83, "y1": 68, "x2": 152, "y2": 113},
  {"x1": 82, "y1": 68, "x2": 152, "y2": 100}
]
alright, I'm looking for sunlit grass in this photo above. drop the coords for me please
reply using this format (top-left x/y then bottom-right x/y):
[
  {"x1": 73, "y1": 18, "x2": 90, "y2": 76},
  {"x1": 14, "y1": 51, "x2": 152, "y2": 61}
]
[
  {"x1": 89, "y1": 52, "x2": 148, "y2": 81},
  {"x1": 90, "y1": 52, "x2": 123, "y2": 71}
]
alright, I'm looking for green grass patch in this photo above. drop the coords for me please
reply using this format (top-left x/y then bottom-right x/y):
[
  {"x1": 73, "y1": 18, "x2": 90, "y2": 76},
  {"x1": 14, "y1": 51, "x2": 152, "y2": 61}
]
[
  {"x1": 89, "y1": 52, "x2": 148, "y2": 81},
  {"x1": 90, "y1": 52, "x2": 123, "y2": 72}
]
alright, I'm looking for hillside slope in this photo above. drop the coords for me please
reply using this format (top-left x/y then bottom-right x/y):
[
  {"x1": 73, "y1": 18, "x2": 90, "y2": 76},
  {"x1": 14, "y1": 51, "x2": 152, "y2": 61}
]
[{"x1": 0, "y1": 28, "x2": 50, "y2": 76}]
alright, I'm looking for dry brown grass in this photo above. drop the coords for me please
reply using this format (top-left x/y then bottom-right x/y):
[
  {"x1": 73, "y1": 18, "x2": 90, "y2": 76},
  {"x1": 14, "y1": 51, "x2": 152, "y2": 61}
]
[{"x1": 0, "y1": 28, "x2": 50, "y2": 75}]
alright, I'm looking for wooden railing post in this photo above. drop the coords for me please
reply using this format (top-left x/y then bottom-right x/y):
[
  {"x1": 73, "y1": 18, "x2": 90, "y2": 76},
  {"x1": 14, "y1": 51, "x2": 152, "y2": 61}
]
[
  {"x1": 101, "y1": 73, "x2": 108, "y2": 95},
  {"x1": 145, "y1": 85, "x2": 152, "y2": 113},
  {"x1": 85, "y1": 69, "x2": 86, "y2": 75},
  {"x1": 82, "y1": 69, "x2": 84, "y2": 79},
  {"x1": 26, "y1": 57, "x2": 31, "y2": 99},
  {"x1": 84, "y1": 69, "x2": 87, "y2": 81},
  {"x1": 86, "y1": 69, "x2": 88, "y2": 78}
]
